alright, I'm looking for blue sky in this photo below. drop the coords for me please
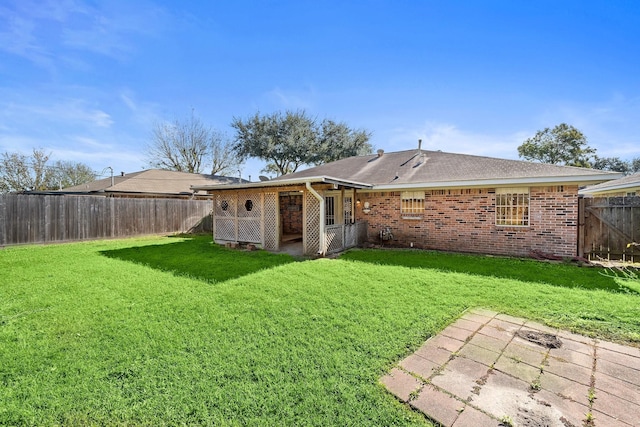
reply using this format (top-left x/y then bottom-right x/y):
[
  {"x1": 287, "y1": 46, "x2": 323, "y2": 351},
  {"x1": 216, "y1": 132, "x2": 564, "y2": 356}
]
[{"x1": 1, "y1": 0, "x2": 639, "y2": 181}]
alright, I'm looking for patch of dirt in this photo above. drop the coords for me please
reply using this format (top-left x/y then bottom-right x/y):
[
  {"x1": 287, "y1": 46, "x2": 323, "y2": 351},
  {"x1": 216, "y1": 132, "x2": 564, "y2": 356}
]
[
  {"x1": 518, "y1": 406, "x2": 554, "y2": 427},
  {"x1": 516, "y1": 330, "x2": 563, "y2": 349}
]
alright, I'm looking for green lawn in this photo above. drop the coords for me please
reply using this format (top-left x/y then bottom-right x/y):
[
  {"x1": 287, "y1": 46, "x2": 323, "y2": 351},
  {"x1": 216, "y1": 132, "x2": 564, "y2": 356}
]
[{"x1": 1, "y1": 235, "x2": 638, "y2": 426}]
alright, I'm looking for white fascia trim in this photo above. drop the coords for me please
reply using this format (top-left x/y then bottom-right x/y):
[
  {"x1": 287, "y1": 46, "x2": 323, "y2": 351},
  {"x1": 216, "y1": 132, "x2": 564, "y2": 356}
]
[
  {"x1": 360, "y1": 174, "x2": 623, "y2": 192},
  {"x1": 191, "y1": 176, "x2": 372, "y2": 191}
]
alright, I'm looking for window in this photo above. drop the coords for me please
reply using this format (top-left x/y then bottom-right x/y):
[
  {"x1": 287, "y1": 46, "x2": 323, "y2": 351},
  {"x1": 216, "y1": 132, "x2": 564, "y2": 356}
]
[
  {"x1": 495, "y1": 187, "x2": 529, "y2": 226},
  {"x1": 343, "y1": 196, "x2": 353, "y2": 224},
  {"x1": 325, "y1": 196, "x2": 335, "y2": 225},
  {"x1": 401, "y1": 191, "x2": 425, "y2": 214}
]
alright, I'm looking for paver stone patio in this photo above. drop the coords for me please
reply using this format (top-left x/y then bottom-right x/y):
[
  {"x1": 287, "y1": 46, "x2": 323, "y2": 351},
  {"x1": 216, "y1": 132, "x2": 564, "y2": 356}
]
[{"x1": 381, "y1": 309, "x2": 640, "y2": 427}]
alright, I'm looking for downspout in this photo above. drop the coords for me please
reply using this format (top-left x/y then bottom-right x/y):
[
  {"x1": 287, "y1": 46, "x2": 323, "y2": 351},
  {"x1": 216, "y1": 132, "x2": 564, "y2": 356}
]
[{"x1": 306, "y1": 181, "x2": 326, "y2": 255}]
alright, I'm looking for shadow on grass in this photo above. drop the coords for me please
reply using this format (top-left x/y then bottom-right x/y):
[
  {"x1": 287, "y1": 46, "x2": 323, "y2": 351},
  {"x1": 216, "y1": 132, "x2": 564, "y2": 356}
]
[
  {"x1": 100, "y1": 235, "x2": 296, "y2": 283},
  {"x1": 340, "y1": 249, "x2": 639, "y2": 295}
]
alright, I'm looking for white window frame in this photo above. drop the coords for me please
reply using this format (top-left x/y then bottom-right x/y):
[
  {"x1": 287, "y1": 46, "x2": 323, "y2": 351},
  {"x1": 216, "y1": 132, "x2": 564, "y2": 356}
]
[
  {"x1": 401, "y1": 191, "x2": 425, "y2": 214},
  {"x1": 495, "y1": 187, "x2": 529, "y2": 227}
]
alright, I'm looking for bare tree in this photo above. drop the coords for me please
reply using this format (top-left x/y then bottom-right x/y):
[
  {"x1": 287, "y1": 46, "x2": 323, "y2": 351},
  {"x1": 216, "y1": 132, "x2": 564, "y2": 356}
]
[
  {"x1": 146, "y1": 112, "x2": 240, "y2": 175},
  {"x1": 0, "y1": 148, "x2": 95, "y2": 192},
  {"x1": 48, "y1": 160, "x2": 96, "y2": 189},
  {"x1": 0, "y1": 148, "x2": 52, "y2": 192},
  {"x1": 210, "y1": 130, "x2": 242, "y2": 176}
]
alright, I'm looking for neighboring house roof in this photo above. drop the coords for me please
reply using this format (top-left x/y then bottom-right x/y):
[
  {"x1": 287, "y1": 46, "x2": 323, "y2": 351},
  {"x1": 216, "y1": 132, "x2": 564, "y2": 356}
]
[
  {"x1": 193, "y1": 149, "x2": 622, "y2": 191},
  {"x1": 61, "y1": 169, "x2": 246, "y2": 196},
  {"x1": 579, "y1": 172, "x2": 640, "y2": 196}
]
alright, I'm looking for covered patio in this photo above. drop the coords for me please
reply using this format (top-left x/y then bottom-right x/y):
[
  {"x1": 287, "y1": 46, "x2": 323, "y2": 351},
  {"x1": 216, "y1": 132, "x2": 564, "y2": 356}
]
[{"x1": 192, "y1": 176, "x2": 370, "y2": 256}]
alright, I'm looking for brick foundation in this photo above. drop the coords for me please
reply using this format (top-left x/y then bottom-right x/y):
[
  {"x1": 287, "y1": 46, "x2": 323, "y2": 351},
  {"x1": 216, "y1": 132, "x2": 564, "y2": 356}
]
[{"x1": 356, "y1": 186, "x2": 579, "y2": 258}]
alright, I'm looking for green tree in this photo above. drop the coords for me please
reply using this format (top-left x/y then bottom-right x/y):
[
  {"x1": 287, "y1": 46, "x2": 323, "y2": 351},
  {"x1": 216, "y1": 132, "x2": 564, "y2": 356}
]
[
  {"x1": 591, "y1": 156, "x2": 631, "y2": 173},
  {"x1": 590, "y1": 156, "x2": 640, "y2": 175},
  {"x1": 146, "y1": 112, "x2": 240, "y2": 175},
  {"x1": 517, "y1": 123, "x2": 596, "y2": 167},
  {"x1": 231, "y1": 110, "x2": 372, "y2": 176},
  {"x1": 314, "y1": 119, "x2": 372, "y2": 164}
]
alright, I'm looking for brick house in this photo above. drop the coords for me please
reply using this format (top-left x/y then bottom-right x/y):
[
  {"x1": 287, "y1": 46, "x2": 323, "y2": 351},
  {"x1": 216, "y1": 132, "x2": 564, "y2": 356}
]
[{"x1": 192, "y1": 146, "x2": 621, "y2": 257}]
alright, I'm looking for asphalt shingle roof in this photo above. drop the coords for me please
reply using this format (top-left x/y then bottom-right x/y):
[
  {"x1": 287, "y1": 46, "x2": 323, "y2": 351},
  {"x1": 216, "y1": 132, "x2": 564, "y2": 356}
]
[
  {"x1": 580, "y1": 172, "x2": 640, "y2": 193},
  {"x1": 272, "y1": 149, "x2": 618, "y2": 186},
  {"x1": 62, "y1": 169, "x2": 244, "y2": 195}
]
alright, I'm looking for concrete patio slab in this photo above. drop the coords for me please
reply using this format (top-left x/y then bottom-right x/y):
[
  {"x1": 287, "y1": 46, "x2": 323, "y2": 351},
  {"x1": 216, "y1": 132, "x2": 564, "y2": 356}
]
[
  {"x1": 410, "y1": 385, "x2": 464, "y2": 427},
  {"x1": 381, "y1": 308, "x2": 640, "y2": 427},
  {"x1": 399, "y1": 353, "x2": 440, "y2": 380},
  {"x1": 592, "y1": 388, "x2": 640, "y2": 426},
  {"x1": 379, "y1": 367, "x2": 421, "y2": 402}
]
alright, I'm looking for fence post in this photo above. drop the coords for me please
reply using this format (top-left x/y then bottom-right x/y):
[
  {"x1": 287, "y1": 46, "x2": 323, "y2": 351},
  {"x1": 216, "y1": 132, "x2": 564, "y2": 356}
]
[
  {"x1": 577, "y1": 196, "x2": 585, "y2": 258},
  {"x1": 0, "y1": 195, "x2": 5, "y2": 246}
]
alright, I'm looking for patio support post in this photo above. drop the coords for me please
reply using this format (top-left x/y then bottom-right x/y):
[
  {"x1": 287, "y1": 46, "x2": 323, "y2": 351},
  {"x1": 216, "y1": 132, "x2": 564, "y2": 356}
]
[{"x1": 306, "y1": 181, "x2": 326, "y2": 255}]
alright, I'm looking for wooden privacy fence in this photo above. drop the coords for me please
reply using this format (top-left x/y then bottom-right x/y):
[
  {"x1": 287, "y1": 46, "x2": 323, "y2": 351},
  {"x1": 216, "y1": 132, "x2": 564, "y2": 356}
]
[
  {"x1": 0, "y1": 194, "x2": 212, "y2": 246},
  {"x1": 579, "y1": 196, "x2": 640, "y2": 263}
]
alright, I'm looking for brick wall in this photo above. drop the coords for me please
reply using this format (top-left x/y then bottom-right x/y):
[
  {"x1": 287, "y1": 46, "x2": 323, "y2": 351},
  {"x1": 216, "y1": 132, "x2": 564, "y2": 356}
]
[
  {"x1": 280, "y1": 194, "x2": 303, "y2": 234},
  {"x1": 356, "y1": 186, "x2": 579, "y2": 257}
]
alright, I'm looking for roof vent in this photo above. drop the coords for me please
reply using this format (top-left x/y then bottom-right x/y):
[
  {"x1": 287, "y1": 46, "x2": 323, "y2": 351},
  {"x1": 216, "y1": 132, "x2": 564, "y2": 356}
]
[
  {"x1": 418, "y1": 139, "x2": 422, "y2": 151},
  {"x1": 377, "y1": 149, "x2": 384, "y2": 157}
]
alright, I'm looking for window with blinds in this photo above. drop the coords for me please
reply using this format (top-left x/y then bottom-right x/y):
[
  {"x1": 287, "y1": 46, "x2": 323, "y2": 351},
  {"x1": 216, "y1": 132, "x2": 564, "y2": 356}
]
[
  {"x1": 495, "y1": 187, "x2": 529, "y2": 226},
  {"x1": 400, "y1": 191, "x2": 425, "y2": 214}
]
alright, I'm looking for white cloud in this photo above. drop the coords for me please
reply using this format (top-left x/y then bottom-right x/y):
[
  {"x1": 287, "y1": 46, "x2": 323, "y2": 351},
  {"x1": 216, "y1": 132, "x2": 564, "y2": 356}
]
[
  {"x1": 51, "y1": 142, "x2": 145, "y2": 174},
  {"x1": 382, "y1": 121, "x2": 527, "y2": 160},
  {"x1": 60, "y1": 1, "x2": 169, "y2": 59},
  {"x1": 118, "y1": 89, "x2": 161, "y2": 127},
  {"x1": 0, "y1": 97, "x2": 113, "y2": 129},
  {"x1": 372, "y1": 93, "x2": 640, "y2": 163},
  {"x1": 0, "y1": 133, "x2": 144, "y2": 175},
  {"x1": 0, "y1": 7, "x2": 52, "y2": 68},
  {"x1": 0, "y1": 0, "x2": 169, "y2": 69},
  {"x1": 260, "y1": 86, "x2": 317, "y2": 110},
  {"x1": 0, "y1": 134, "x2": 45, "y2": 153},
  {"x1": 536, "y1": 94, "x2": 640, "y2": 159}
]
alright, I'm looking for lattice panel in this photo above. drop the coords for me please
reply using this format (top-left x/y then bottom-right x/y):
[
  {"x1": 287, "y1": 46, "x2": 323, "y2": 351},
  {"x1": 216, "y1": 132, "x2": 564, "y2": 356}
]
[
  {"x1": 238, "y1": 219, "x2": 261, "y2": 243},
  {"x1": 326, "y1": 225, "x2": 344, "y2": 254},
  {"x1": 215, "y1": 193, "x2": 237, "y2": 218},
  {"x1": 215, "y1": 218, "x2": 236, "y2": 241},
  {"x1": 263, "y1": 192, "x2": 278, "y2": 250},
  {"x1": 304, "y1": 192, "x2": 321, "y2": 255},
  {"x1": 237, "y1": 191, "x2": 262, "y2": 218}
]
